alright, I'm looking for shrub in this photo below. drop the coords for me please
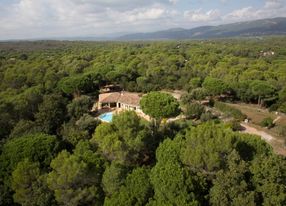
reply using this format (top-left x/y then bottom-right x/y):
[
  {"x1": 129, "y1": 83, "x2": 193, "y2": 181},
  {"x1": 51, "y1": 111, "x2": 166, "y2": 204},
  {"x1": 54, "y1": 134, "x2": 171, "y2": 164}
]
[
  {"x1": 181, "y1": 93, "x2": 193, "y2": 105},
  {"x1": 278, "y1": 103, "x2": 286, "y2": 114},
  {"x1": 226, "y1": 120, "x2": 242, "y2": 131},
  {"x1": 208, "y1": 98, "x2": 215, "y2": 107},
  {"x1": 214, "y1": 101, "x2": 247, "y2": 121},
  {"x1": 268, "y1": 103, "x2": 279, "y2": 112},
  {"x1": 200, "y1": 112, "x2": 214, "y2": 122},
  {"x1": 189, "y1": 88, "x2": 208, "y2": 101},
  {"x1": 189, "y1": 77, "x2": 202, "y2": 90},
  {"x1": 185, "y1": 103, "x2": 205, "y2": 119},
  {"x1": 260, "y1": 117, "x2": 275, "y2": 129}
]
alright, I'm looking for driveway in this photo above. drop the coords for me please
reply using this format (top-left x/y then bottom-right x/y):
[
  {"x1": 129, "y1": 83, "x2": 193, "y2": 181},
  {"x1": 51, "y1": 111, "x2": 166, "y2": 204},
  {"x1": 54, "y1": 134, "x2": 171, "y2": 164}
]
[{"x1": 241, "y1": 123, "x2": 286, "y2": 156}]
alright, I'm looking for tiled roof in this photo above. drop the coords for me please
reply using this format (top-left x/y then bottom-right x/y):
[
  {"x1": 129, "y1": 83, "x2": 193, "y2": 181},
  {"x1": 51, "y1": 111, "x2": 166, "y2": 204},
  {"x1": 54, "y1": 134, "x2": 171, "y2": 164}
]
[
  {"x1": 99, "y1": 92, "x2": 141, "y2": 106},
  {"x1": 118, "y1": 92, "x2": 141, "y2": 106},
  {"x1": 99, "y1": 92, "x2": 120, "y2": 103}
]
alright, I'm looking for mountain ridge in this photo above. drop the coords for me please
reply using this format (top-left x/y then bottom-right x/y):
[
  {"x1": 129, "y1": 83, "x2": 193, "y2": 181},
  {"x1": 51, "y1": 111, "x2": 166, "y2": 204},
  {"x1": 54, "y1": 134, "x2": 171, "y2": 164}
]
[{"x1": 117, "y1": 17, "x2": 286, "y2": 40}]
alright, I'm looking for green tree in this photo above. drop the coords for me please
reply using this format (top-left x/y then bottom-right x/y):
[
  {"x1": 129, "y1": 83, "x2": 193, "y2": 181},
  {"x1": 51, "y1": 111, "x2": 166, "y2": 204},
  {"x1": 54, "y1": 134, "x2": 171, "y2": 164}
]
[
  {"x1": 35, "y1": 94, "x2": 67, "y2": 134},
  {"x1": 3, "y1": 66, "x2": 27, "y2": 89},
  {"x1": 181, "y1": 123, "x2": 236, "y2": 172},
  {"x1": 154, "y1": 136, "x2": 184, "y2": 164},
  {"x1": 91, "y1": 111, "x2": 149, "y2": 165},
  {"x1": 9, "y1": 119, "x2": 39, "y2": 138},
  {"x1": 250, "y1": 155, "x2": 286, "y2": 205},
  {"x1": 150, "y1": 161, "x2": 201, "y2": 206},
  {"x1": 47, "y1": 141, "x2": 105, "y2": 206},
  {"x1": 0, "y1": 133, "x2": 60, "y2": 205},
  {"x1": 140, "y1": 92, "x2": 180, "y2": 125},
  {"x1": 19, "y1": 53, "x2": 28, "y2": 60},
  {"x1": 61, "y1": 114, "x2": 99, "y2": 146},
  {"x1": 43, "y1": 70, "x2": 62, "y2": 92},
  {"x1": 149, "y1": 136, "x2": 207, "y2": 205},
  {"x1": 67, "y1": 95, "x2": 93, "y2": 119},
  {"x1": 104, "y1": 168, "x2": 153, "y2": 206},
  {"x1": 58, "y1": 75, "x2": 84, "y2": 97},
  {"x1": 76, "y1": 114, "x2": 100, "y2": 133},
  {"x1": 0, "y1": 133, "x2": 60, "y2": 176},
  {"x1": 60, "y1": 122, "x2": 90, "y2": 146},
  {"x1": 232, "y1": 81, "x2": 254, "y2": 102},
  {"x1": 235, "y1": 133, "x2": 272, "y2": 161},
  {"x1": 58, "y1": 73, "x2": 101, "y2": 97},
  {"x1": 250, "y1": 80, "x2": 276, "y2": 106},
  {"x1": 11, "y1": 85, "x2": 43, "y2": 120},
  {"x1": 202, "y1": 77, "x2": 229, "y2": 96},
  {"x1": 210, "y1": 151, "x2": 256, "y2": 206},
  {"x1": 102, "y1": 162, "x2": 129, "y2": 196},
  {"x1": 0, "y1": 109, "x2": 15, "y2": 139},
  {"x1": 11, "y1": 159, "x2": 56, "y2": 206}
]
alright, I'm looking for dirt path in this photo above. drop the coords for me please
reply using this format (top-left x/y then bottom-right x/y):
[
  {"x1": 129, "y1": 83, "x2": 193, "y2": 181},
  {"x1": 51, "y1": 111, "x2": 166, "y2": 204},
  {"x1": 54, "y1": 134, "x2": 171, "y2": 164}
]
[
  {"x1": 273, "y1": 116, "x2": 281, "y2": 124},
  {"x1": 241, "y1": 123, "x2": 286, "y2": 156}
]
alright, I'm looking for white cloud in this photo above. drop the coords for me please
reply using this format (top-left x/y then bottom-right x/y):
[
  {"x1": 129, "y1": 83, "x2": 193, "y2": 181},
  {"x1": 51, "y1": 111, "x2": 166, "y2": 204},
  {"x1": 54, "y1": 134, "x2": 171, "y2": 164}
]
[
  {"x1": 223, "y1": 7, "x2": 254, "y2": 20},
  {"x1": 106, "y1": 7, "x2": 167, "y2": 23},
  {"x1": 1, "y1": 0, "x2": 286, "y2": 40},
  {"x1": 224, "y1": 0, "x2": 286, "y2": 21},
  {"x1": 184, "y1": 9, "x2": 221, "y2": 22},
  {"x1": 0, "y1": 0, "x2": 178, "y2": 39},
  {"x1": 264, "y1": 0, "x2": 283, "y2": 9},
  {"x1": 169, "y1": 0, "x2": 179, "y2": 5}
]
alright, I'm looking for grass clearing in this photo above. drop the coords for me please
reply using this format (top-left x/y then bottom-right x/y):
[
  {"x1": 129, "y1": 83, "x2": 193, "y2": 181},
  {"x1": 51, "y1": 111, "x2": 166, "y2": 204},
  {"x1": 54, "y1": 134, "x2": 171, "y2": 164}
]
[
  {"x1": 225, "y1": 102, "x2": 286, "y2": 155},
  {"x1": 226, "y1": 103, "x2": 277, "y2": 124},
  {"x1": 226, "y1": 103, "x2": 286, "y2": 126}
]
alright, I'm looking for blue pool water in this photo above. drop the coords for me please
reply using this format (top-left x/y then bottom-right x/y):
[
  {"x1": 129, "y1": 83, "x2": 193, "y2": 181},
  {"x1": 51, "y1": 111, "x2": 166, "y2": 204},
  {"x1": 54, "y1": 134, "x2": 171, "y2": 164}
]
[{"x1": 99, "y1": 112, "x2": 113, "y2": 122}]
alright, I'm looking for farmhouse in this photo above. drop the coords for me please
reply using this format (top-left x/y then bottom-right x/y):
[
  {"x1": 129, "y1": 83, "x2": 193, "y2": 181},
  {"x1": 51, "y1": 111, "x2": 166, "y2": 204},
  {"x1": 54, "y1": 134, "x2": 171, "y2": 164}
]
[{"x1": 98, "y1": 91, "x2": 142, "y2": 112}]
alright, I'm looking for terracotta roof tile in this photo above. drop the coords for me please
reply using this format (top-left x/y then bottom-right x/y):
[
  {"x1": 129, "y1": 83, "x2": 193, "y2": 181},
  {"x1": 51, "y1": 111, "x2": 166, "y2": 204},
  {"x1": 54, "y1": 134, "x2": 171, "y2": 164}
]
[
  {"x1": 118, "y1": 92, "x2": 141, "y2": 106},
  {"x1": 99, "y1": 92, "x2": 141, "y2": 106},
  {"x1": 99, "y1": 92, "x2": 120, "y2": 103}
]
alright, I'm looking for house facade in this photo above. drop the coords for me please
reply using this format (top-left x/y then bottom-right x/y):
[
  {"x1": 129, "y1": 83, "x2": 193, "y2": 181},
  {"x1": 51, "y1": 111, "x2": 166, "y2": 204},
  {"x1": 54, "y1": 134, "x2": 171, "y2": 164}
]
[{"x1": 98, "y1": 91, "x2": 142, "y2": 112}]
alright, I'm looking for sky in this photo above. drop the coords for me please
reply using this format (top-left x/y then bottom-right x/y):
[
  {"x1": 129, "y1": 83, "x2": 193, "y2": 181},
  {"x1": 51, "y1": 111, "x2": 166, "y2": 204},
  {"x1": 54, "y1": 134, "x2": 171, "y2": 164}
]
[{"x1": 0, "y1": 0, "x2": 286, "y2": 40}]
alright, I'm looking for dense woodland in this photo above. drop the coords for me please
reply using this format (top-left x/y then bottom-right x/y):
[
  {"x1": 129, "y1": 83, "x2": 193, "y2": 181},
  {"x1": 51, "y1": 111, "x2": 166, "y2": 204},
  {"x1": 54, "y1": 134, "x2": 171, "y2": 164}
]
[{"x1": 1, "y1": 37, "x2": 286, "y2": 206}]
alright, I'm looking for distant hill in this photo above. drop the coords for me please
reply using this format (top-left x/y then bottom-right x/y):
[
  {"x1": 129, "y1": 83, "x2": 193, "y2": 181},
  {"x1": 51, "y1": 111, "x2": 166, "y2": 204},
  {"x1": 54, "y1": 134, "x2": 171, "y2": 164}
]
[{"x1": 117, "y1": 17, "x2": 286, "y2": 40}]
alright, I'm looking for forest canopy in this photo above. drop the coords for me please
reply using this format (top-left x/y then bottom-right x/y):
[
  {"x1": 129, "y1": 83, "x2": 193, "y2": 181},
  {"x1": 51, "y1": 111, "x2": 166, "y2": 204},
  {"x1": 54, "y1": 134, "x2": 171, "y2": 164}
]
[{"x1": 0, "y1": 38, "x2": 286, "y2": 206}]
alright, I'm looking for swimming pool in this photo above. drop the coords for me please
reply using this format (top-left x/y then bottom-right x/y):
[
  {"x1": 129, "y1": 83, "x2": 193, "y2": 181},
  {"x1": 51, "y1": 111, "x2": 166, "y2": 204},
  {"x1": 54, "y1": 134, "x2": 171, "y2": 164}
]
[{"x1": 99, "y1": 112, "x2": 113, "y2": 122}]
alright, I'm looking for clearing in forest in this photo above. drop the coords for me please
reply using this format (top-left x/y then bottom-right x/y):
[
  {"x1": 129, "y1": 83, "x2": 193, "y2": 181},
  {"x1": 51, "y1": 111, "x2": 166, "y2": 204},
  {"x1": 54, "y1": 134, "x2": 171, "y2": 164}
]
[{"x1": 226, "y1": 103, "x2": 286, "y2": 156}]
